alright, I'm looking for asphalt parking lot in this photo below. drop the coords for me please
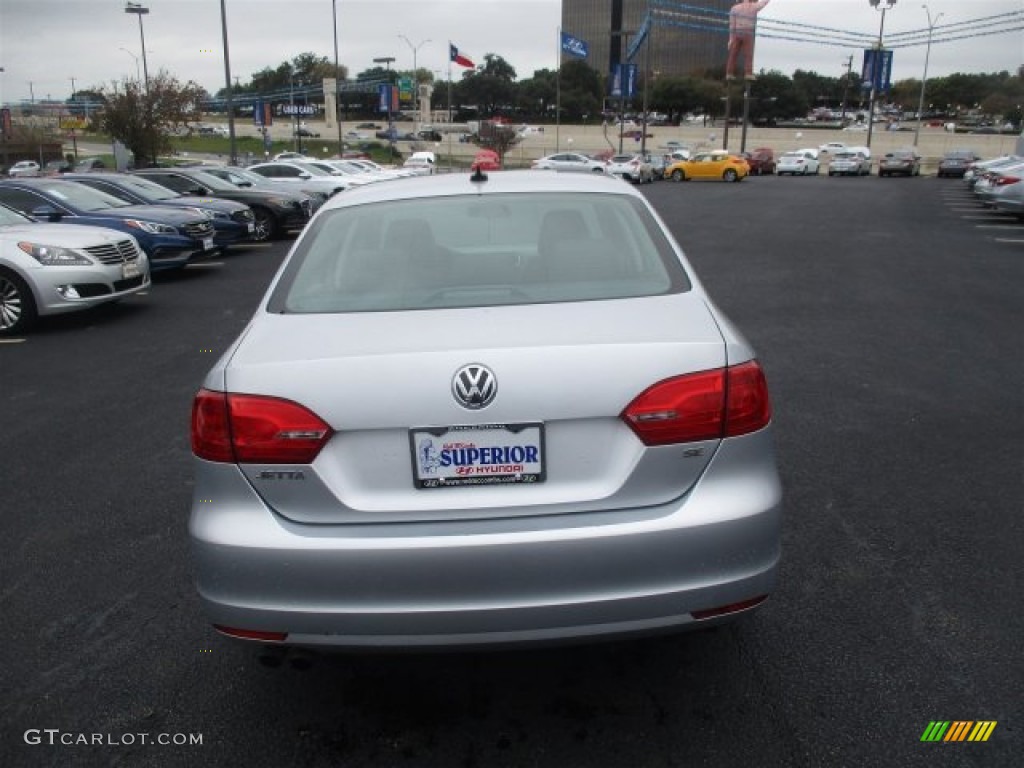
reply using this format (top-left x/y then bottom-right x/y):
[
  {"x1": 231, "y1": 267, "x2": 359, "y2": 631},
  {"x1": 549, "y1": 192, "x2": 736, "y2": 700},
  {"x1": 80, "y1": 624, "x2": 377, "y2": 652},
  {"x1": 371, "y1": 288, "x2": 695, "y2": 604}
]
[{"x1": 2, "y1": 174, "x2": 1021, "y2": 767}]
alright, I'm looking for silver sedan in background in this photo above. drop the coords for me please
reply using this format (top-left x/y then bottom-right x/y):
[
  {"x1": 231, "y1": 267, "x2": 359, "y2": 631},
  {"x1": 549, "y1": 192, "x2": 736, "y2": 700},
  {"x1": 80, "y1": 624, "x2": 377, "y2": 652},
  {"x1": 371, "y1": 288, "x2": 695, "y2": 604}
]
[
  {"x1": 530, "y1": 152, "x2": 609, "y2": 173},
  {"x1": 190, "y1": 171, "x2": 782, "y2": 651}
]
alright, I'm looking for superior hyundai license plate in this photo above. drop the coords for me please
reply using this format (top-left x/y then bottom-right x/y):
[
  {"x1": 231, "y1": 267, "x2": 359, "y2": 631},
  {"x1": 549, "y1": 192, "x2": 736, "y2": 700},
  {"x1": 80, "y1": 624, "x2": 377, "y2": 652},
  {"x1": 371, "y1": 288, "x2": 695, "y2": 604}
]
[
  {"x1": 122, "y1": 261, "x2": 140, "y2": 279},
  {"x1": 203, "y1": 237, "x2": 215, "y2": 251},
  {"x1": 409, "y1": 423, "x2": 545, "y2": 489}
]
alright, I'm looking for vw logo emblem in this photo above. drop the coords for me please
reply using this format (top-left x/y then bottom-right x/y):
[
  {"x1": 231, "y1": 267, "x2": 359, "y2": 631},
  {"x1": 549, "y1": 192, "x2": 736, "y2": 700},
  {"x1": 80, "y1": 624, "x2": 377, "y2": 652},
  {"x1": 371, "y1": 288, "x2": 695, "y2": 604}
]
[{"x1": 452, "y1": 364, "x2": 497, "y2": 410}]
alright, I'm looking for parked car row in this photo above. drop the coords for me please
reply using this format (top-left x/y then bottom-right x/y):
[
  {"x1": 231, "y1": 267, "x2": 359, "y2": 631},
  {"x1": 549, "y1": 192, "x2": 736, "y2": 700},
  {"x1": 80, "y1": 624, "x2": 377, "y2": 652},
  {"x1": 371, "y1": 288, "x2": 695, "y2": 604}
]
[
  {"x1": 0, "y1": 165, "x2": 326, "y2": 335},
  {"x1": 966, "y1": 154, "x2": 1024, "y2": 217}
]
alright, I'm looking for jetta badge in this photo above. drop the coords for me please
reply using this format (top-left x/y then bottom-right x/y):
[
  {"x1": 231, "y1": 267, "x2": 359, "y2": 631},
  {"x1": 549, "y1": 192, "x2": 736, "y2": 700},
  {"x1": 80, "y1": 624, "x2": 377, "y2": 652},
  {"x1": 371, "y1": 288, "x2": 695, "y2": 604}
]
[{"x1": 452, "y1": 364, "x2": 497, "y2": 409}]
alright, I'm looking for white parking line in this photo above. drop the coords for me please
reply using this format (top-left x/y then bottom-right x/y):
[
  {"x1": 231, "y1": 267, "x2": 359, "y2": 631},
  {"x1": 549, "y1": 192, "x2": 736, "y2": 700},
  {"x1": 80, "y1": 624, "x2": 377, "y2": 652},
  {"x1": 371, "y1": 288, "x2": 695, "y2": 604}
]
[
  {"x1": 975, "y1": 224, "x2": 1024, "y2": 230},
  {"x1": 240, "y1": 243, "x2": 274, "y2": 249},
  {"x1": 186, "y1": 262, "x2": 225, "y2": 269},
  {"x1": 0, "y1": 338, "x2": 27, "y2": 344},
  {"x1": 962, "y1": 215, "x2": 1017, "y2": 220},
  {"x1": 994, "y1": 238, "x2": 1024, "y2": 243}
]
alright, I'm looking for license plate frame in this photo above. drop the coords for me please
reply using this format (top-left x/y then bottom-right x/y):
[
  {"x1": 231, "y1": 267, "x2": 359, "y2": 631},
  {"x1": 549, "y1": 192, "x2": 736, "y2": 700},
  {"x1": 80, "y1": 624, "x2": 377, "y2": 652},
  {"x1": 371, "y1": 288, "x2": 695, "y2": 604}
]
[{"x1": 409, "y1": 422, "x2": 546, "y2": 489}]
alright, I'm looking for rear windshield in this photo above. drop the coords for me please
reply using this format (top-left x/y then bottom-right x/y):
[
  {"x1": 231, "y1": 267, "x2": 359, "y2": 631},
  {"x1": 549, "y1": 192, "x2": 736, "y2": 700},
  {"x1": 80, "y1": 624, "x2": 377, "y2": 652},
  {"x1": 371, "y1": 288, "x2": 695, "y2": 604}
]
[{"x1": 268, "y1": 192, "x2": 690, "y2": 314}]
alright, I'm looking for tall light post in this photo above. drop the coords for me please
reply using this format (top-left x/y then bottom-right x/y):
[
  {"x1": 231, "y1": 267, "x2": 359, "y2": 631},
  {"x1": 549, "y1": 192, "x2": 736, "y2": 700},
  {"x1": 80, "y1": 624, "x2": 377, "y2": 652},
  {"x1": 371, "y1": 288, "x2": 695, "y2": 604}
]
[
  {"x1": 219, "y1": 0, "x2": 238, "y2": 165},
  {"x1": 119, "y1": 47, "x2": 141, "y2": 82},
  {"x1": 374, "y1": 56, "x2": 396, "y2": 159},
  {"x1": 332, "y1": 0, "x2": 343, "y2": 153},
  {"x1": 398, "y1": 35, "x2": 430, "y2": 122},
  {"x1": 913, "y1": 4, "x2": 942, "y2": 147},
  {"x1": 289, "y1": 68, "x2": 301, "y2": 153},
  {"x1": 866, "y1": 0, "x2": 896, "y2": 149},
  {"x1": 124, "y1": 3, "x2": 150, "y2": 94},
  {"x1": 610, "y1": 29, "x2": 636, "y2": 154}
]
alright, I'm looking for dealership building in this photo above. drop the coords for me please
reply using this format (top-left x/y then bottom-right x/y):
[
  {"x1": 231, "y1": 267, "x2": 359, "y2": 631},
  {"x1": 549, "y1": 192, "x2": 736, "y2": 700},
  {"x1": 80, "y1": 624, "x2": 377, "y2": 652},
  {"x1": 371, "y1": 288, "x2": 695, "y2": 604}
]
[{"x1": 562, "y1": 0, "x2": 732, "y2": 79}]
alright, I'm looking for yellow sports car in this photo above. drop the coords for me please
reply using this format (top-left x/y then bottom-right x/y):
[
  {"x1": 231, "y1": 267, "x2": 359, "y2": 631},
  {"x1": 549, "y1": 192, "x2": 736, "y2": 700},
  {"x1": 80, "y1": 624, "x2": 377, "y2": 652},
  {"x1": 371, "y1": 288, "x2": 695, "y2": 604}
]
[{"x1": 664, "y1": 151, "x2": 750, "y2": 182}]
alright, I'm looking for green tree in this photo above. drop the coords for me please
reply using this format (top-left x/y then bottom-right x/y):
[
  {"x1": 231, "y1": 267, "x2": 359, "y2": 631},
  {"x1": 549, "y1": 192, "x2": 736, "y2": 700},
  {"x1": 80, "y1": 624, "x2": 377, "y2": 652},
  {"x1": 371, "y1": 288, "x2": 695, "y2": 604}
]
[
  {"x1": 747, "y1": 70, "x2": 808, "y2": 122},
  {"x1": 791, "y1": 69, "x2": 841, "y2": 109},
  {"x1": 517, "y1": 69, "x2": 557, "y2": 120},
  {"x1": 100, "y1": 71, "x2": 206, "y2": 166},
  {"x1": 460, "y1": 57, "x2": 518, "y2": 117},
  {"x1": 477, "y1": 53, "x2": 517, "y2": 82},
  {"x1": 555, "y1": 60, "x2": 604, "y2": 122},
  {"x1": 246, "y1": 53, "x2": 347, "y2": 96},
  {"x1": 650, "y1": 76, "x2": 721, "y2": 123}
]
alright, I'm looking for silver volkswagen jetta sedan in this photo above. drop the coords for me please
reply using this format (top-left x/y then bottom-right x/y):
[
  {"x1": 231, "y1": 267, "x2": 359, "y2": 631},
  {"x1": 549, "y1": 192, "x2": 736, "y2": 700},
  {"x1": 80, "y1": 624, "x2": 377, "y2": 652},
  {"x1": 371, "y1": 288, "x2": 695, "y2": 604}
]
[{"x1": 190, "y1": 170, "x2": 781, "y2": 650}]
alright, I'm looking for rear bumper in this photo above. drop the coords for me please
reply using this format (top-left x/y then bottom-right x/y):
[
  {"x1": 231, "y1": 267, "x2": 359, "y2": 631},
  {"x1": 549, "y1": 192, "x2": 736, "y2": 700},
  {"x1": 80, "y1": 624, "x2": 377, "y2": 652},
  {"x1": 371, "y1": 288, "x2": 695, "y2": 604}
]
[{"x1": 190, "y1": 429, "x2": 782, "y2": 649}]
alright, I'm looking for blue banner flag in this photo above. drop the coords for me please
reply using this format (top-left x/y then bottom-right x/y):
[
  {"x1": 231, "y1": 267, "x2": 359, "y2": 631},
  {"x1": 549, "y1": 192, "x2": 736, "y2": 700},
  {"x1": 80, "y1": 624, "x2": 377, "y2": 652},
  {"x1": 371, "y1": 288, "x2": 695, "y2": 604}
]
[
  {"x1": 862, "y1": 49, "x2": 894, "y2": 93},
  {"x1": 609, "y1": 64, "x2": 637, "y2": 98},
  {"x1": 561, "y1": 32, "x2": 589, "y2": 59}
]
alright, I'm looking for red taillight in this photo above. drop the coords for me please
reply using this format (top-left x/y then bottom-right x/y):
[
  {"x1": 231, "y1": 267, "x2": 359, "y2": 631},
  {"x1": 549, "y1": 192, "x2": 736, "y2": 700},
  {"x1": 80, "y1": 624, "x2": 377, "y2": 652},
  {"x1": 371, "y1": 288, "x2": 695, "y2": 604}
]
[
  {"x1": 621, "y1": 361, "x2": 772, "y2": 446},
  {"x1": 191, "y1": 388, "x2": 333, "y2": 464},
  {"x1": 995, "y1": 175, "x2": 1020, "y2": 186},
  {"x1": 191, "y1": 389, "x2": 234, "y2": 462},
  {"x1": 213, "y1": 624, "x2": 288, "y2": 642},
  {"x1": 725, "y1": 360, "x2": 773, "y2": 437}
]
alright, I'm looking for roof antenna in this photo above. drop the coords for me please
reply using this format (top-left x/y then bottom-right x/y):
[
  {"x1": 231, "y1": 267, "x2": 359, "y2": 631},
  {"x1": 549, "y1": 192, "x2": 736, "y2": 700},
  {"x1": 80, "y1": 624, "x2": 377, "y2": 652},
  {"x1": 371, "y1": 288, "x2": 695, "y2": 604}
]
[{"x1": 470, "y1": 166, "x2": 488, "y2": 183}]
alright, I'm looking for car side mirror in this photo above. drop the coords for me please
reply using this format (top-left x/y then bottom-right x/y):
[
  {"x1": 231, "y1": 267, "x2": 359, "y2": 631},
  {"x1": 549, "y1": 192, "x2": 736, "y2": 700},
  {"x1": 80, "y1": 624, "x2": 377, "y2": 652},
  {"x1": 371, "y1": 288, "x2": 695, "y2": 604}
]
[
  {"x1": 237, "y1": 181, "x2": 252, "y2": 187},
  {"x1": 298, "y1": 173, "x2": 312, "y2": 179},
  {"x1": 189, "y1": 186, "x2": 207, "y2": 195},
  {"x1": 31, "y1": 205, "x2": 62, "y2": 222}
]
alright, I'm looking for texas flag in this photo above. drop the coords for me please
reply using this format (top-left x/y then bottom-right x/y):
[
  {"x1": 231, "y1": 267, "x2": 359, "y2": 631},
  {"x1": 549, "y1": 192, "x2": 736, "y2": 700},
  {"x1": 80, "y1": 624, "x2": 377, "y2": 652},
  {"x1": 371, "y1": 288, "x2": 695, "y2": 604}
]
[{"x1": 450, "y1": 43, "x2": 474, "y2": 68}]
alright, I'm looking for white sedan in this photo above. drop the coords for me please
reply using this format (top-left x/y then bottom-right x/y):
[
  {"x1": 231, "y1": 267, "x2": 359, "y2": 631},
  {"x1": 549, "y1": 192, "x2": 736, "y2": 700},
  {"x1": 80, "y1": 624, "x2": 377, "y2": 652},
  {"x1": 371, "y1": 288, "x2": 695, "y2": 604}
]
[
  {"x1": 402, "y1": 157, "x2": 436, "y2": 176},
  {"x1": 7, "y1": 160, "x2": 41, "y2": 178},
  {"x1": 777, "y1": 150, "x2": 821, "y2": 176},
  {"x1": 818, "y1": 141, "x2": 848, "y2": 154},
  {"x1": 531, "y1": 152, "x2": 608, "y2": 173}
]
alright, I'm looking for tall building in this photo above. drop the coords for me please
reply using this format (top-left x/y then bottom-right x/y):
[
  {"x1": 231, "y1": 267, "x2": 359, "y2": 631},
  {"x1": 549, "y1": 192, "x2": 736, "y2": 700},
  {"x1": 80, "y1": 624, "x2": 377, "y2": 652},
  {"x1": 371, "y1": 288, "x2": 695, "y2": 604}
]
[{"x1": 562, "y1": 0, "x2": 732, "y2": 80}]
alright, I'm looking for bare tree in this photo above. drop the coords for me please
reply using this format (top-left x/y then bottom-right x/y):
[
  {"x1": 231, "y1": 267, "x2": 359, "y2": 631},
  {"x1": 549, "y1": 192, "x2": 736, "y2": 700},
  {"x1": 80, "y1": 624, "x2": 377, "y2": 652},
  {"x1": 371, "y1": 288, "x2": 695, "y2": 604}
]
[{"x1": 100, "y1": 72, "x2": 206, "y2": 167}]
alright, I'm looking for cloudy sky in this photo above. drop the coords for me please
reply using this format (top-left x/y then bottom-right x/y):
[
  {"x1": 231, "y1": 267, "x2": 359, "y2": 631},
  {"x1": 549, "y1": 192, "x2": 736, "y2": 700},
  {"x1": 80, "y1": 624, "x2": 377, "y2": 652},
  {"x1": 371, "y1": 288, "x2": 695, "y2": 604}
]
[{"x1": 0, "y1": 0, "x2": 1021, "y2": 103}]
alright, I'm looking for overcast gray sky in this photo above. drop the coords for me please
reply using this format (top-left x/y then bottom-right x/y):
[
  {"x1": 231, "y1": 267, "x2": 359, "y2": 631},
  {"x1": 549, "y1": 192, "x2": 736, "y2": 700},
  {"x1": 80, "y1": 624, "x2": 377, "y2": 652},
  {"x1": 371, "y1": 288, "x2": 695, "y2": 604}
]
[{"x1": 0, "y1": 0, "x2": 1021, "y2": 103}]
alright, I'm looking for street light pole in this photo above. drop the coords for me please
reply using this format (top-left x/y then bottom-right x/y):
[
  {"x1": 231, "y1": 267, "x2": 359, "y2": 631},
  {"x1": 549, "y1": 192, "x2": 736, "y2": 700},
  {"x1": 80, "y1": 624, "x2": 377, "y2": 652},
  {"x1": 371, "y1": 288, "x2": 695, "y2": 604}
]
[
  {"x1": 913, "y1": 4, "x2": 942, "y2": 147},
  {"x1": 119, "y1": 47, "x2": 141, "y2": 82},
  {"x1": 219, "y1": 0, "x2": 237, "y2": 165},
  {"x1": 333, "y1": 0, "x2": 343, "y2": 154},
  {"x1": 866, "y1": 0, "x2": 896, "y2": 150},
  {"x1": 399, "y1": 35, "x2": 430, "y2": 122},
  {"x1": 124, "y1": 3, "x2": 150, "y2": 94}
]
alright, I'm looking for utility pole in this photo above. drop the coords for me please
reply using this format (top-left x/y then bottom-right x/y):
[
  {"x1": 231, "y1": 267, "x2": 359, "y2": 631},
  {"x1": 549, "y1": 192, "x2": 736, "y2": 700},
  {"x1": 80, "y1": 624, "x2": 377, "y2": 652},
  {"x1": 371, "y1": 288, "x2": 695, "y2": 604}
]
[
  {"x1": 68, "y1": 77, "x2": 79, "y2": 159},
  {"x1": 914, "y1": 5, "x2": 943, "y2": 147},
  {"x1": 840, "y1": 55, "x2": 853, "y2": 122},
  {"x1": 866, "y1": 0, "x2": 896, "y2": 150}
]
